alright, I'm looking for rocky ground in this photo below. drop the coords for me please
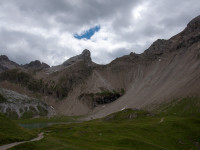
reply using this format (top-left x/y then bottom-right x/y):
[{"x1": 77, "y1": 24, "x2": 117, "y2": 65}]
[{"x1": 0, "y1": 88, "x2": 55, "y2": 119}]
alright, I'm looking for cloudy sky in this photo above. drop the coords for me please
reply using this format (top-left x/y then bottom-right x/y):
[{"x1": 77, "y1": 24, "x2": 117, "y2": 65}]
[{"x1": 0, "y1": 0, "x2": 200, "y2": 66}]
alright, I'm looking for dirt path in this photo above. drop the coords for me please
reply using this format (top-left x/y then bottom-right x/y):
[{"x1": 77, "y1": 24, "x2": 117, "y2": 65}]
[{"x1": 0, "y1": 132, "x2": 44, "y2": 150}]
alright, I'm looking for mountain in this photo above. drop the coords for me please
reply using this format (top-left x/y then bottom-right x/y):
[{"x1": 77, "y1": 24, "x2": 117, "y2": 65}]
[
  {"x1": 0, "y1": 55, "x2": 50, "y2": 73},
  {"x1": 47, "y1": 49, "x2": 94, "y2": 73},
  {"x1": 23, "y1": 60, "x2": 50, "y2": 70},
  {"x1": 0, "y1": 15, "x2": 200, "y2": 118},
  {"x1": 63, "y1": 49, "x2": 91, "y2": 66},
  {"x1": 89, "y1": 15, "x2": 200, "y2": 118},
  {"x1": 0, "y1": 55, "x2": 20, "y2": 73}
]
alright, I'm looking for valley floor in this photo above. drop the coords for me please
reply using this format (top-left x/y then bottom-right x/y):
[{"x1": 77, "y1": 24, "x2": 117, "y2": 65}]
[
  {"x1": 8, "y1": 115, "x2": 200, "y2": 150},
  {"x1": 1, "y1": 97, "x2": 200, "y2": 150}
]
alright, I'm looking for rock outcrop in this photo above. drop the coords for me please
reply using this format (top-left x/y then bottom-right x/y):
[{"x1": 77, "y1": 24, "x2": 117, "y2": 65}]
[
  {"x1": 143, "y1": 15, "x2": 200, "y2": 58},
  {"x1": 23, "y1": 60, "x2": 50, "y2": 70},
  {"x1": 79, "y1": 89, "x2": 124, "y2": 109},
  {"x1": 0, "y1": 55, "x2": 20, "y2": 73},
  {"x1": 0, "y1": 88, "x2": 55, "y2": 119},
  {"x1": 62, "y1": 49, "x2": 91, "y2": 66},
  {"x1": 47, "y1": 49, "x2": 93, "y2": 73}
]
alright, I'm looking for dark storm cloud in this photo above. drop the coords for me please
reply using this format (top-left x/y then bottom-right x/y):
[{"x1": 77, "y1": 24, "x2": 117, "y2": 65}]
[{"x1": 0, "y1": 0, "x2": 199, "y2": 65}]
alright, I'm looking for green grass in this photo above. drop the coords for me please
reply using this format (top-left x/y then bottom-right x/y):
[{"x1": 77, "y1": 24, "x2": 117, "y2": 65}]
[
  {"x1": 9, "y1": 115, "x2": 200, "y2": 150},
  {"x1": 15, "y1": 115, "x2": 81, "y2": 124},
  {"x1": 154, "y1": 96, "x2": 200, "y2": 116},
  {"x1": 0, "y1": 96, "x2": 197, "y2": 149},
  {"x1": 104, "y1": 108, "x2": 153, "y2": 121},
  {"x1": 0, "y1": 113, "x2": 36, "y2": 146},
  {"x1": 8, "y1": 97, "x2": 200, "y2": 150}
]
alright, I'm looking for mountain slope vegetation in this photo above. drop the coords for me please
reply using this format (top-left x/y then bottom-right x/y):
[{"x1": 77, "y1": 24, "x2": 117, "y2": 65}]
[{"x1": 0, "y1": 113, "x2": 36, "y2": 146}]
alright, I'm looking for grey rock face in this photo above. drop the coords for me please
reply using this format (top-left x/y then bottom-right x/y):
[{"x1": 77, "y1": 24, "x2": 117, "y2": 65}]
[
  {"x1": 62, "y1": 49, "x2": 91, "y2": 66},
  {"x1": 185, "y1": 15, "x2": 200, "y2": 33},
  {"x1": 0, "y1": 55, "x2": 9, "y2": 61},
  {"x1": 0, "y1": 88, "x2": 55, "y2": 119},
  {"x1": 143, "y1": 15, "x2": 200, "y2": 59},
  {"x1": 23, "y1": 60, "x2": 50, "y2": 70},
  {"x1": 47, "y1": 49, "x2": 92, "y2": 73},
  {"x1": 0, "y1": 55, "x2": 20, "y2": 72},
  {"x1": 144, "y1": 39, "x2": 173, "y2": 56}
]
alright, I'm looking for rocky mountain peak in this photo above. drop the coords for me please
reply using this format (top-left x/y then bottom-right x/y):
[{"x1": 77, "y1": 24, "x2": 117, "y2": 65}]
[
  {"x1": 143, "y1": 15, "x2": 200, "y2": 58},
  {"x1": 143, "y1": 39, "x2": 172, "y2": 56},
  {"x1": 0, "y1": 55, "x2": 19, "y2": 72},
  {"x1": 23, "y1": 60, "x2": 50, "y2": 69},
  {"x1": 62, "y1": 49, "x2": 91, "y2": 66},
  {"x1": 180, "y1": 15, "x2": 200, "y2": 37},
  {"x1": 186, "y1": 15, "x2": 200, "y2": 31},
  {"x1": 29, "y1": 60, "x2": 41, "y2": 66},
  {"x1": 0, "y1": 55, "x2": 9, "y2": 61},
  {"x1": 80, "y1": 49, "x2": 91, "y2": 62},
  {"x1": 82, "y1": 49, "x2": 91, "y2": 56}
]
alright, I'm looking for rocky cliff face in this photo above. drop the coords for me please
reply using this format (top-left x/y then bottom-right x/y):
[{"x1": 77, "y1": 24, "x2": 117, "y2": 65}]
[
  {"x1": 63, "y1": 49, "x2": 91, "y2": 66},
  {"x1": 23, "y1": 60, "x2": 50, "y2": 70},
  {"x1": 47, "y1": 49, "x2": 93, "y2": 73},
  {"x1": 0, "y1": 88, "x2": 55, "y2": 119},
  {"x1": 0, "y1": 55, "x2": 50, "y2": 73},
  {"x1": 0, "y1": 55, "x2": 20, "y2": 73}
]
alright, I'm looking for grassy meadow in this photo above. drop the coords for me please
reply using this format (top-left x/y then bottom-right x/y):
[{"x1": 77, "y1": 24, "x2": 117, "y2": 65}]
[
  {"x1": 0, "y1": 113, "x2": 37, "y2": 146},
  {"x1": 0, "y1": 96, "x2": 199, "y2": 150}
]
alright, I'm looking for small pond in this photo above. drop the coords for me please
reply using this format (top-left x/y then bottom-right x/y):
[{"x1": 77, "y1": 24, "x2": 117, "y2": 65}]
[{"x1": 19, "y1": 122, "x2": 77, "y2": 129}]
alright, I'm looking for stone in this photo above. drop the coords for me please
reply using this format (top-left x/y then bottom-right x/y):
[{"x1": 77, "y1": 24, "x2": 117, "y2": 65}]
[
  {"x1": 23, "y1": 60, "x2": 50, "y2": 69},
  {"x1": 62, "y1": 49, "x2": 91, "y2": 66}
]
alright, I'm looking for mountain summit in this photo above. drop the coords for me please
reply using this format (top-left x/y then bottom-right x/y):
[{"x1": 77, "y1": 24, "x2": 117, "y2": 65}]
[
  {"x1": 62, "y1": 49, "x2": 91, "y2": 66},
  {"x1": 23, "y1": 60, "x2": 50, "y2": 70},
  {"x1": 186, "y1": 15, "x2": 200, "y2": 32},
  {"x1": 0, "y1": 55, "x2": 19, "y2": 72}
]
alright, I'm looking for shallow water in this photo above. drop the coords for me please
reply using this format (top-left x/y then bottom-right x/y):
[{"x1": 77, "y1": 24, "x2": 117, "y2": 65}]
[{"x1": 19, "y1": 122, "x2": 75, "y2": 129}]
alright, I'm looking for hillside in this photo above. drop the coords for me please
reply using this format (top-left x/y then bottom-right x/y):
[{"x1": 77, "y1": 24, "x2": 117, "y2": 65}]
[
  {"x1": 0, "y1": 113, "x2": 35, "y2": 146},
  {"x1": 87, "y1": 15, "x2": 200, "y2": 118}
]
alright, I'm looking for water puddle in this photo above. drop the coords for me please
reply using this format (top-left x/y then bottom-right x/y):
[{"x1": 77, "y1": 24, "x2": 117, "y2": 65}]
[{"x1": 19, "y1": 122, "x2": 78, "y2": 129}]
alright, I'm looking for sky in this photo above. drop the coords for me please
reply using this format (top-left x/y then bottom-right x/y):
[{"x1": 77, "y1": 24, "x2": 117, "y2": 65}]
[
  {"x1": 0, "y1": 0, "x2": 200, "y2": 66},
  {"x1": 74, "y1": 25, "x2": 100, "y2": 40}
]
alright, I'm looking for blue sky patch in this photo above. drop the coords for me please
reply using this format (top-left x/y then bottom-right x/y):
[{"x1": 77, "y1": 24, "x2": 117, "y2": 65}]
[{"x1": 74, "y1": 25, "x2": 100, "y2": 40}]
